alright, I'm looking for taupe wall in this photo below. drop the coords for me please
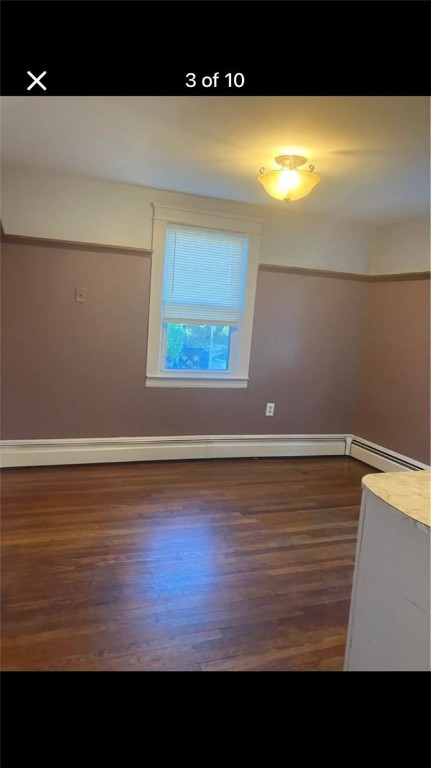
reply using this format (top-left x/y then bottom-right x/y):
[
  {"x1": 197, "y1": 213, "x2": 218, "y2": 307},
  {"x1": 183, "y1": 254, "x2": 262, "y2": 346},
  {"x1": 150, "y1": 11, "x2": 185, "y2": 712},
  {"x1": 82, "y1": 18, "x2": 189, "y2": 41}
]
[
  {"x1": 143, "y1": 269, "x2": 367, "y2": 436},
  {"x1": 1, "y1": 242, "x2": 150, "y2": 438},
  {"x1": 2, "y1": 239, "x2": 429, "y2": 462},
  {"x1": 1, "y1": 240, "x2": 367, "y2": 439},
  {"x1": 354, "y1": 280, "x2": 430, "y2": 464}
]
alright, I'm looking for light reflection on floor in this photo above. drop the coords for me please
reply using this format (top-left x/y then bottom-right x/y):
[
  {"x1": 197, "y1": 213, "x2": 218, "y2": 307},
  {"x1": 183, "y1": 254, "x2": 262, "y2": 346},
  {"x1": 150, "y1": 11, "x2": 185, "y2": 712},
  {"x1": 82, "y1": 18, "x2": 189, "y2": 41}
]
[{"x1": 133, "y1": 522, "x2": 217, "y2": 599}]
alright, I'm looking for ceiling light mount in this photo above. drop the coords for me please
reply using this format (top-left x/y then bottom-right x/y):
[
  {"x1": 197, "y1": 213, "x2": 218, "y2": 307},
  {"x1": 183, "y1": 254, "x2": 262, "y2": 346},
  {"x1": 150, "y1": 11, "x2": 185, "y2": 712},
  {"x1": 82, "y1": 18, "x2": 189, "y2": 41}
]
[
  {"x1": 274, "y1": 154, "x2": 307, "y2": 170},
  {"x1": 258, "y1": 153, "x2": 321, "y2": 202}
]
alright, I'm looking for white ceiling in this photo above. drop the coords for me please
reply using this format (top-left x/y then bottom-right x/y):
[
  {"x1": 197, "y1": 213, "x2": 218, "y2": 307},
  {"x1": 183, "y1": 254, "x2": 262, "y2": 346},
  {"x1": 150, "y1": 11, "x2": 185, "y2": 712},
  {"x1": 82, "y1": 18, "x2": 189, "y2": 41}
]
[{"x1": 1, "y1": 96, "x2": 429, "y2": 221}]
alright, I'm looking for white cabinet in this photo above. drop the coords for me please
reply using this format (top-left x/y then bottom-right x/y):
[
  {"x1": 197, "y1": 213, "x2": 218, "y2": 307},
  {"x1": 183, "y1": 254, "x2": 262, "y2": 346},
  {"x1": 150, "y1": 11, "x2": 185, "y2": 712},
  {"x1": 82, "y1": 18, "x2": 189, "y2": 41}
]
[{"x1": 345, "y1": 471, "x2": 430, "y2": 671}]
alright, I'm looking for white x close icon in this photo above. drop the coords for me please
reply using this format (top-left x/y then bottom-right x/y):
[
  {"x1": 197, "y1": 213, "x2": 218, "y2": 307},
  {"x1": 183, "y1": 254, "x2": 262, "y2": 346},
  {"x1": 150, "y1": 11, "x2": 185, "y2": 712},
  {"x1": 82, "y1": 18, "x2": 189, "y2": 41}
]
[{"x1": 27, "y1": 71, "x2": 47, "y2": 91}]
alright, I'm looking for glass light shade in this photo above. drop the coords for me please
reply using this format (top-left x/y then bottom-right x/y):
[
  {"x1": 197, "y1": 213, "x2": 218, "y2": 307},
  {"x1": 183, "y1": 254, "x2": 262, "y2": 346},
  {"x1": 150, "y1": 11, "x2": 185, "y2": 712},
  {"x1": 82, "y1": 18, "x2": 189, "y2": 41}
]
[{"x1": 258, "y1": 168, "x2": 321, "y2": 201}]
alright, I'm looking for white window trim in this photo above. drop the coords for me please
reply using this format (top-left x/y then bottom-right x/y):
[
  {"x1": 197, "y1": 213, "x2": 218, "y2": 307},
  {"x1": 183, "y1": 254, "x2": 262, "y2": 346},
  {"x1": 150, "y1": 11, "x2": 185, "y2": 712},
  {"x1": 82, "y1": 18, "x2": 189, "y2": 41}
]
[{"x1": 146, "y1": 204, "x2": 262, "y2": 388}]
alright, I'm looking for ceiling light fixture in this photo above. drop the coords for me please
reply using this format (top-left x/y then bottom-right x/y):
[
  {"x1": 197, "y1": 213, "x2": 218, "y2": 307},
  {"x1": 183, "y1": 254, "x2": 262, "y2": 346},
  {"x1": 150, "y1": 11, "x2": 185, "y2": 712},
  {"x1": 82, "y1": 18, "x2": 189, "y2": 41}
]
[{"x1": 258, "y1": 155, "x2": 321, "y2": 201}]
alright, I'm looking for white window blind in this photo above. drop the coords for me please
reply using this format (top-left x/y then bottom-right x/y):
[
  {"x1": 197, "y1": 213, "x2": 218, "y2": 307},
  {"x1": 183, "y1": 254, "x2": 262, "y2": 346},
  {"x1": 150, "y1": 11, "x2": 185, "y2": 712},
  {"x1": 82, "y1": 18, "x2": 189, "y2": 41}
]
[{"x1": 162, "y1": 225, "x2": 248, "y2": 324}]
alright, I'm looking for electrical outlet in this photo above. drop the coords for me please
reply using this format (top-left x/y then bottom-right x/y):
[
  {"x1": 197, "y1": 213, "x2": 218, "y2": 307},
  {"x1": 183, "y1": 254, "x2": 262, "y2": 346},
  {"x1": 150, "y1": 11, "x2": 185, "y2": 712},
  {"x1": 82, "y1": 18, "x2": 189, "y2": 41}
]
[
  {"x1": 265, "y1": 402, "x2": 275, "y2": 416},
  {"x1": 75, "y1": 287, "x2": 87, "y2": 303}
]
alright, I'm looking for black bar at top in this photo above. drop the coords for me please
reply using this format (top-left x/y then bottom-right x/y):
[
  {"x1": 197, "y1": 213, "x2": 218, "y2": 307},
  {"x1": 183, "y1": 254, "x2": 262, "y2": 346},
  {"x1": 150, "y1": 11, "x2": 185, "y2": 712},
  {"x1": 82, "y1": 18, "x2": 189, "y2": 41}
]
[{"x1": 1, "y1": 1, "x2": 430, "y2": 96}]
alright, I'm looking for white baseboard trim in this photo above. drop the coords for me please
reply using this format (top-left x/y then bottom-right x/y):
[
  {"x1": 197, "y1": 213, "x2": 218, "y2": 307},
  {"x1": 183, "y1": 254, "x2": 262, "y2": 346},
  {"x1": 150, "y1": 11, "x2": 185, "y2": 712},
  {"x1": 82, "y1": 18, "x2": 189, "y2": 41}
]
[
  {"x1": 349, "y1": 436, "x2": 429, "y2": 473},
  {"x1": 0, "y1": 434, "x2": 347, "y2": 468},
  {"x1": 1, "y1": 433, "x2": 428, "y2": 471}
]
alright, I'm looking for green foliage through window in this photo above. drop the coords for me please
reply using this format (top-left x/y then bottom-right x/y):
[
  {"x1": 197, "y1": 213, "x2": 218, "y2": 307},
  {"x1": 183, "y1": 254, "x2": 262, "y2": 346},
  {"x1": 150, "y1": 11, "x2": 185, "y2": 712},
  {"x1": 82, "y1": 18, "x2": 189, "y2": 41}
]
[{"x1": 165, "y1": 324, "x2": 231, "y2": 370}]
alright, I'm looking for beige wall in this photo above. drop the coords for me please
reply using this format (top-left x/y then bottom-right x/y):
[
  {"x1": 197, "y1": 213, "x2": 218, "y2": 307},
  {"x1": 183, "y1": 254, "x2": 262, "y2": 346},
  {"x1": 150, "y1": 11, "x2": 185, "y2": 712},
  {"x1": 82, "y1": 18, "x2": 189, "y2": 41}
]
[
  {"x1": 260, "y1": 208, "x2": 371, "y2": 273},
  {"x1": 369, "y1": 216, "x2": 430, "y2": 275},
  {"x1": 354, "y1": 279, "x2": 430, "y2": 464},
  {"x1": 3, "y1": 165, "x2": 429, "y2": 277},
  {"x1": 1, "y1": 165, "x2": 372, "y2": 273},
  {"x1": 1, "y1": 240, "x2": 367, "y2": 440}
]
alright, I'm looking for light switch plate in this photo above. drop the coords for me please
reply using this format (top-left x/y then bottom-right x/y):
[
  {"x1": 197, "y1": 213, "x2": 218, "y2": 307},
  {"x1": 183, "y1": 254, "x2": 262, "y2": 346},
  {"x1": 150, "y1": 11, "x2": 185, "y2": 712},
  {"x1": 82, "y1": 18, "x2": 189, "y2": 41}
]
[{"x1": 75, "y1": 287, "x2": 87, "y2": 303}]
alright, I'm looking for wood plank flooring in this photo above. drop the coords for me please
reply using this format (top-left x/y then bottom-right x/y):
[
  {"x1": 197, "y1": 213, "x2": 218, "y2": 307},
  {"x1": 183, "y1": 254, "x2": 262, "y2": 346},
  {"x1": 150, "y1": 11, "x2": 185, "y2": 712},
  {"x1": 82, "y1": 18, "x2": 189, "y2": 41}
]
[{"x1": 1, "y1": 456, "x2": 377, "y2": 671}]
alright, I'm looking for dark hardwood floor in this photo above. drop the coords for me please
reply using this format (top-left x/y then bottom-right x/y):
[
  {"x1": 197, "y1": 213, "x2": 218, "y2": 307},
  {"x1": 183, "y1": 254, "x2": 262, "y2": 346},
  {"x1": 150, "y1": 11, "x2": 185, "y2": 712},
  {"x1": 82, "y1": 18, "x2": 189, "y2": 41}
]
[{"x1": 1, "y1": 456, "x2": 377, "y2": 671}]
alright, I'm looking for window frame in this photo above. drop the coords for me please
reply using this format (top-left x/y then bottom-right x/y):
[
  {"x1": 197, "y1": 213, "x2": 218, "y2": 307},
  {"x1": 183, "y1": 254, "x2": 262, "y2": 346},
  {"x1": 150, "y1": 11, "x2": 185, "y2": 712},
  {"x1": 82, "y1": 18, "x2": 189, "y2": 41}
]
[{"x1": 145, "y1": 205, "x2": 262, "y2": 388}]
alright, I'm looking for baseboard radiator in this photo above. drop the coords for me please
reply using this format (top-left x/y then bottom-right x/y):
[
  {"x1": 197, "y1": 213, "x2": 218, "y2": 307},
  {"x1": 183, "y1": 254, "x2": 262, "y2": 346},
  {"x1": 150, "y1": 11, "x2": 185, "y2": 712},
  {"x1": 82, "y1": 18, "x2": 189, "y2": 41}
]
[
  {"x1": 349, "y1": 438, "x2": 428, "y2": 473},
  {"x1": 0, "y1": 434, "x2": 346, "y2": 468},
  {"x1": 1, "y1": 434, "x2": 428, "y2": 471}
]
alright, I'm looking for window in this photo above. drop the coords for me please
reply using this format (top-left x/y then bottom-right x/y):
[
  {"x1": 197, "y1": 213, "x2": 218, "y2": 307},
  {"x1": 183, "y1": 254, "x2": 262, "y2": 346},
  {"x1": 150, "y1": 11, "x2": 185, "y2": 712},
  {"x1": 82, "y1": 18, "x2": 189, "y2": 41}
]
[
  {"x1": 162, "y1": 225, "x2": 247, "y2": 373},
  {"x1": 146, "y1": 205, "x2": 262, "y2": 387}
]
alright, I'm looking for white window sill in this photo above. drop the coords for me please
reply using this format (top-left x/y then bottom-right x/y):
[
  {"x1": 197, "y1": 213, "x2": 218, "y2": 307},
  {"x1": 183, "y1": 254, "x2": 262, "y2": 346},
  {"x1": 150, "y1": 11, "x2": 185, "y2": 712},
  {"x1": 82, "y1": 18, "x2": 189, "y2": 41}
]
[{"x1": 145, "y1": 376, "x2": 249, "y2": 389}]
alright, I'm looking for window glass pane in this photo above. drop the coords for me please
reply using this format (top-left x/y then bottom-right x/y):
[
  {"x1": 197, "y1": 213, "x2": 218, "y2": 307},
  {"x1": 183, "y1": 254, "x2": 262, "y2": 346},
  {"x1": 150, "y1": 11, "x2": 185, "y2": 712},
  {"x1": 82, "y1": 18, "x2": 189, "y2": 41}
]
[{"x1": 164, "y1": 323, "x2": 231, "y2": 371}]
